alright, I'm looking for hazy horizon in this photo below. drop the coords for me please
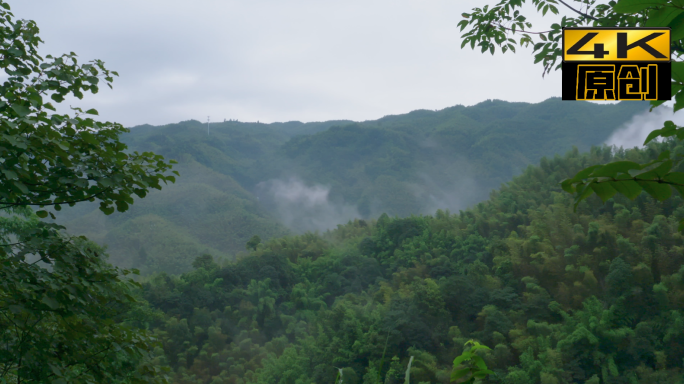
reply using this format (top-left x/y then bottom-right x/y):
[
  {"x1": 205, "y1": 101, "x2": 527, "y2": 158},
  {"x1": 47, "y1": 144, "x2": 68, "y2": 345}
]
[{"x1": 13, "y1": 0, "x2": 576, "y2": 127}]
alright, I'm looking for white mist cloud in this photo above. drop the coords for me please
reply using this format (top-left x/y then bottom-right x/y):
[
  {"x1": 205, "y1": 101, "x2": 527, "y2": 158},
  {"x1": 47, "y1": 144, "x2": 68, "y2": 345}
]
[
  {"x1": 409, "y1": 172, "x2": 489, "y2": 216},
  {"x1": 605, "y1": 106, "x2": 684, "y2": 149},
  {"x1": 257, "y1": 178, "x2": 360, "y2": 233}
]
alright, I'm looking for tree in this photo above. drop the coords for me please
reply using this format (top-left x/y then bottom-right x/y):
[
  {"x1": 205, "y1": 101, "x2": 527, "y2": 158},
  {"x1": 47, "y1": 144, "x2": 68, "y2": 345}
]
[
  {"x1": 246, "y1": 235, "x2": 262, "y2": 251},
  {"x1": 457, "y1": 0, "x2": 684, "y2": 228},
  {"x1": 0, "y1": 1, "x2": 176, "y2": 382},
  {"x1": 245, "y1": 278, "x2": 277, "y2": 328},
  {"x1": 192, "y1": 254, "x2": 217, "y2": 270}
]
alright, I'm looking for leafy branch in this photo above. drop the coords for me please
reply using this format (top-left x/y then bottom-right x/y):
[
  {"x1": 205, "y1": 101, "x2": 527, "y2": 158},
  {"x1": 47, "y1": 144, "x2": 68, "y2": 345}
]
[
  {"x1": 450, "y1": 340, "x2": 494, "y2": 383},
  {"x1": 562, "y1": 123, "x2": 684, "y2": 229}
]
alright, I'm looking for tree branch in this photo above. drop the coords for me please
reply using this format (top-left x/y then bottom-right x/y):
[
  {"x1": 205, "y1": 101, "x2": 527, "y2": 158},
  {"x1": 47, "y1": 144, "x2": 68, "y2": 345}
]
[
  {"x1": 0, "y1": 187, "x2": 113, "y2": 210},
  {"x1": 586, "y1": 177, "x2": 684, "y2": 188},
  {"x1": 0, "y1": 240, "x2": 26, "y2": 247},
  {"x1": 491, "y1": 22, "x2": 552, "y2": 35},
  {"x1": 557, "y1": 0, "x2": 600, "y2": 21}
]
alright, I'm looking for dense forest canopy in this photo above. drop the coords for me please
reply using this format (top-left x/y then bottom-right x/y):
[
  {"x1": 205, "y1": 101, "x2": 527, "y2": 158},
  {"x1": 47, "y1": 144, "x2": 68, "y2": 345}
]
[
  {"x1": 51, "y1": 99, "x2": 650, "y2": 275},
  {"x1": 140, "y1": 140, "x2": 684, "y2": 384}
]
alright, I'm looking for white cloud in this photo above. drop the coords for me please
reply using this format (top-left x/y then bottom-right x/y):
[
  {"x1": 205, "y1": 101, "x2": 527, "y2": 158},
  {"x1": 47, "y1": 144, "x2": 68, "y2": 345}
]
[
  {"x1": 256, "y1": 178, "x2": 360, "y2": 233},
  {"x1": 605, "y1": 104, "x2": 684, "y2": 149}
]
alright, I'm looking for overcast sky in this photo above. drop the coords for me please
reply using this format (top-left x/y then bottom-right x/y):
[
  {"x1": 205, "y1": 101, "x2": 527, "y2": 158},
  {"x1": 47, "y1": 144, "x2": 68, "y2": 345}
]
[{"x1": 14, "y1": 1, "x2": 597, "y2": 127}]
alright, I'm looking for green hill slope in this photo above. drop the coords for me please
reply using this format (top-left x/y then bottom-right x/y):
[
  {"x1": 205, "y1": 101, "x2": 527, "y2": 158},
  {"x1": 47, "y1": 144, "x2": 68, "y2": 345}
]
[
  {"x1": 140, "y1": 138, "x2": 684, "y2": 383},
  {"x1": 53, "y1": 98, "x2": 650, "y2": 274},
  {"x1": 280, "y1": 98, "x2": 648, "y2": 217},
  {"x1": 55, "y1": 160, "x2": 290, "y2": 274}
]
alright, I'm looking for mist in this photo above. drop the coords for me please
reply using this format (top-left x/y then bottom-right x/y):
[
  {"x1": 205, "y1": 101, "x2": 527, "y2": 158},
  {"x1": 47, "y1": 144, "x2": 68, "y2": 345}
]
[
  {"x1": 404, "y1": 170, "x2": 490, "y2": 218},
  {"x1": 605, "y1": 106, "x2": 684, "y2": 149},
  {"x1": 256, "y1": 178, "x2": 360, "y2": 233},
  {"x1": 411, "y1": 140, "x2": 497, "y2": 217}
]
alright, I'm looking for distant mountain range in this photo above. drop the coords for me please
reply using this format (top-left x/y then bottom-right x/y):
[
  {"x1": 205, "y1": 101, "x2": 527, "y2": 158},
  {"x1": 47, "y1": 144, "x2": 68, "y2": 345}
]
[{"x1": 50, "y1": 98, "x2": 650, "y2": 274}]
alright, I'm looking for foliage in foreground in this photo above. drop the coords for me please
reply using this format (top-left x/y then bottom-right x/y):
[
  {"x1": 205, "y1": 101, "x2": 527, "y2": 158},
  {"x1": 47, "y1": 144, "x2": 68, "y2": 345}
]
[
  {"x1": 142, "y1": 140, "x2": 684, "y2": 383},
  {"x1": 0, "y1": 1, "x2": 175, "y2": 382}
]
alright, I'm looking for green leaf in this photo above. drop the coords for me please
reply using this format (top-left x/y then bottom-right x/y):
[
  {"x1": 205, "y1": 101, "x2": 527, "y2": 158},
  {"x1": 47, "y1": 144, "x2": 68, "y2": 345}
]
[
  {"x1": 115, "y1": 200, "x2": 129, "y2": 212},
  {"x1": 590, "y1": 182, "x2": 618, "y2": 202},
  {"x1": 453, "y1": 352, "x2": 473, "y2": 367},
  {"x1": 571, "y1": 165, "x2": 603, "y2": 182},
  {"x1": 590, "y1": 161, "x2": 642, "y2": 178},
  {"x1": 644, "y1": 121, "x2": 677, "y2": 145},
  {"x1": 561, "y1": 179, "x2": 576, "y2": 193},
  {"x1": 99, "y1": 202, "x2": 116, "y2": 215},
  {"x1": 645, "y1": 6, "x2": 683, "y2": 27},
  {"x1": 663, "y1": 172, "x2": 684, "y2": 186},
  {"x1": 670, "y1": 13, "x2": 684, "y2": 41},
  {"x1": 451, "y1": 368, "x2": 472, "y2": 381},
  {"x1": 675, "y1": 89, "x2": 684, "y2": 113},
  {"x1": 574, "y1": 182, "x2": 596, "y2": 209},
  {"x1": 85, "y1": 108, "x2": 99, "y2": 115},
  {"x1": 472, "y1": 356, "x2": 488, "y2": 370},
  {"x1": 1, "y1": 168, "x2": 18, "y2": 180},
  {"x1": 673, "y1": 62, "x2": 684, "y2": 84},
  {"x1": 474, "y1": 370, "x2": 494, "y2": 378},
  {"x1": 10, "y1": 104, "x2": 30, "y2": 117},
  {"x1": 641, "y1": 160, "x2": 673, "y2": 178},
  {"x1": 650, "y1": 83, "x2": 684, "y2": 111},
  {"x1": 42, "y1": 296, "x2": 59, "y2": 309},
  {"x1": 80, "y1": 131, "x2": 99, "y2": 145},
  {"x1": 610, "y1": 180, "x2": 643, "y2": 200},
  {"x1": 613, "y1": 0, "x2": 667, "y2": 13},
  {"x1": 637, "y1": 180, "x2": 672, "y2": 200},
  {"x1": 671, "y1": 183, "x2": 684, "y2": 198},
  {"x1": 35, "y1": 210, "x2": 49, "y2": 218},
  {"x1": 12, "y1": 180, "x2": 29, "y2": 194},
  {"x1": 468, "y1": 344, "x2": 492, "y2": 352},
  {"x1": 649, "y1": 128, "x2": 674, "y2": 144}
]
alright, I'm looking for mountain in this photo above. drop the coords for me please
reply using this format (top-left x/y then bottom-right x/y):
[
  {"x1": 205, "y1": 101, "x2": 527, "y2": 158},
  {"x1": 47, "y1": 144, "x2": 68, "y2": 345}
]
[
  {"x1": 277, "y1": 98, "x2": 649, "y2": 218},
  {"x1": 52, "y1": 98, "x2": 650, "y2": 274},
  {"x1": 54, "y1": 160, "x2": 291, "y2": 275},
  {"x1": 140, "y1": 138, "x2": 684, "y2": 383}
]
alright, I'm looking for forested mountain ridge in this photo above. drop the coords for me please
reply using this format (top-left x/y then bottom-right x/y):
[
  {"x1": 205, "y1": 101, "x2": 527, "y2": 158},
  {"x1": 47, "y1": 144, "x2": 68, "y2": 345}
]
[
  {"x1": 278, "y1": 99, "x2": 647, "y2": 217},
  {"x1": 52, "y1": 160, "x2": 291, "y2": 275},
  {"x1": 53, "y1": 98, "x2": 650, "y2": 274},
  {"x1": 140, "y1": 139, "x2": 684, "y2": 383}
]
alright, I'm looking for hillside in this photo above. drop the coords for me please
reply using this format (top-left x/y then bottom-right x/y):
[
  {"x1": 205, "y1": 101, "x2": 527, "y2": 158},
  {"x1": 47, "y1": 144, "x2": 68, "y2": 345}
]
[
  {"x1": 140, "y1": 138, "x2": 684, "y2": 383},
  {"x1": 54, "y1": 160, "x2": 291, "y2": 275},
  {"x1": 53, "y1": 98, "x2": 650, "y2": 274}
]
